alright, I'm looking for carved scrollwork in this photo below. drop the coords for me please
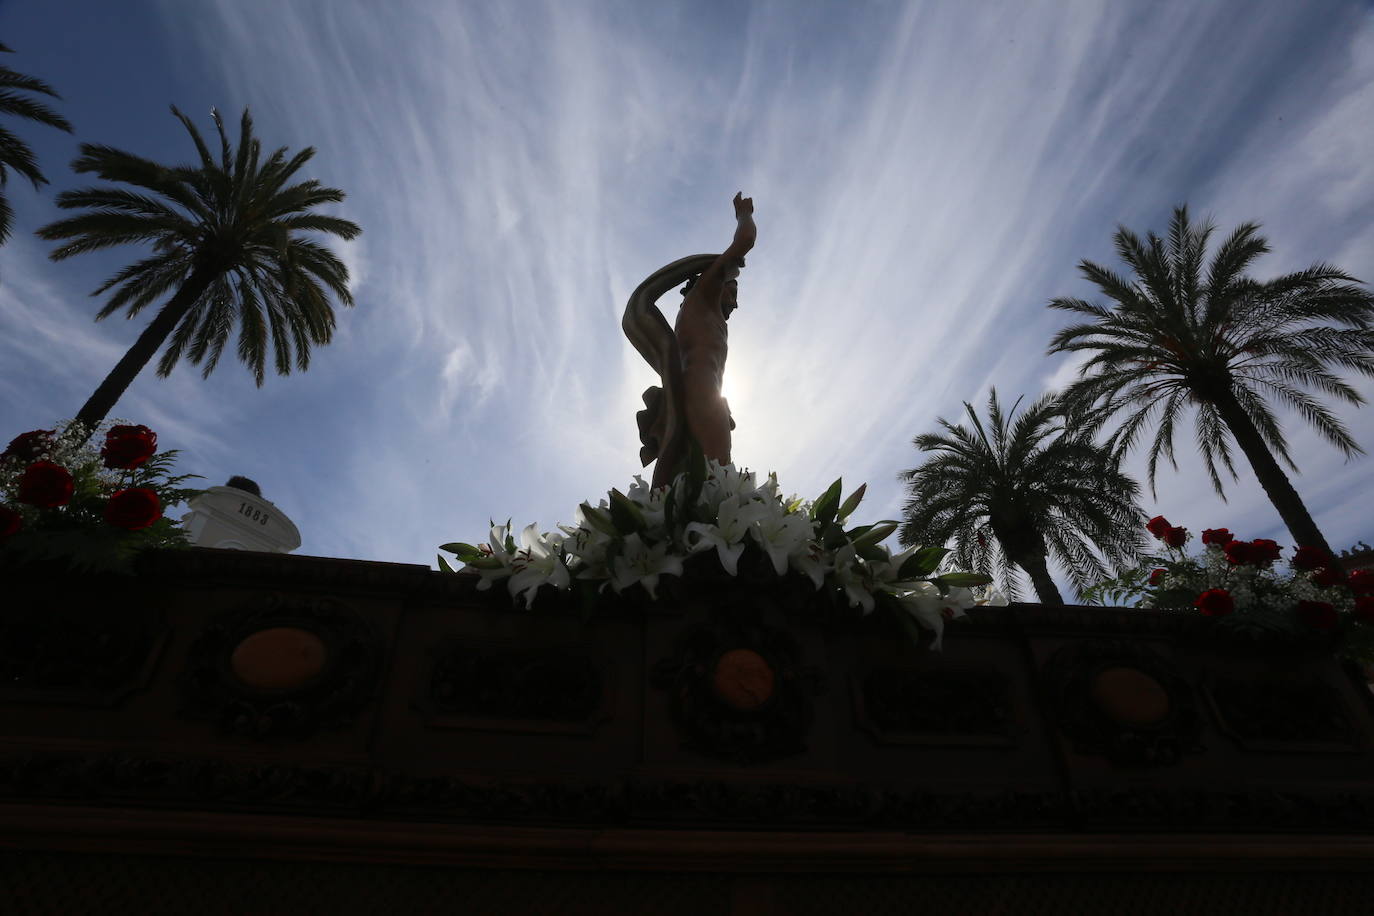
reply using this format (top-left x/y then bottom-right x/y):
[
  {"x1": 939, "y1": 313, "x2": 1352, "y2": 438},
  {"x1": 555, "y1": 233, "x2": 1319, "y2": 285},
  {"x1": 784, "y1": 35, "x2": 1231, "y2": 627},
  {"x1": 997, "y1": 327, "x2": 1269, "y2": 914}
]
[
  {"x1": 853, "y1": 667, "x2": 1011, "y2": 746},
  {"x1": 416, "y1": 641, "x2": 612, "y2": 734},
  {"x1": 1205, "y1": 674, "x2": 1357, "y2": 752},
  {"x1": 5, "y1": 748, "x2": 1374, "y2": 831},
  {"x1": 1040, "y1": 639, "x2": 1202, "y2": 767},
  {"x1": 178, "y1": 593, "x2": 382, "y2": 740},
  {"x1": 651, "y1": 615, "x2": 825, "y2": 765},
  {"x1": 0, "y1": 576, "x2": 167, "y2": 705}
]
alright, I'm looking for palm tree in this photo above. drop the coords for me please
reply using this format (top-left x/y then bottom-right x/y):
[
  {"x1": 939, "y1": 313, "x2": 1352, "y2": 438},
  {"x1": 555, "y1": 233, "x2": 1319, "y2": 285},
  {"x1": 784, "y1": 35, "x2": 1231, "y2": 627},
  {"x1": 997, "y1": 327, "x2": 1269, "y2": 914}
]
[
  {"x1": 1048, "y1": 206, "x2": 1374, "y2": 562},
  {"x1": 37, "y1": 107, "x2": 361, "y2": 438},
  {"x1": 0, "y1": 42, "x2": 73, "y2": 243},
  {"x1": 898, "y1": 390, "x2": 1144, "y2": 604}
]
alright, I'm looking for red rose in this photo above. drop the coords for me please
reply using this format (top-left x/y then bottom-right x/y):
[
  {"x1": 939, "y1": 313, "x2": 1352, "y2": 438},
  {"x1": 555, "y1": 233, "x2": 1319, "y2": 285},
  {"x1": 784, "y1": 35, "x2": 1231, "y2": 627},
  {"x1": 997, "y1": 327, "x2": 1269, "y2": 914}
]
[
  {"x1": 1291, "y1": 545, "x2": 1328, "y2": 571},
  {"x1": 1201, "y1": 528, "x2": 1234, "y2": 547},
  {"x1": 1297, "y1": 600, "x2": 1338, "y2": 631},
  {"x1": 1195, "y1": 588, "x2": 1234, "y2": 616},
  {"x1": 1224, "y1": 540, "x2": 1253, "y2": 566},
  {"x1": 16, "y1": 461, "x2": 74, "y2": 508},
  {"x1": 1312, "y1": 566, "x2": 1346, "y2": 588},
  {"x1": 1146, "y1": 516, "x2": 1171, "y2": 538},
  {"x1": 1149, "y1": 568, "x2": 1166, "y2": 586},
  {"x1": 3, "y1": 429, "x2": 56, "y2": 463},
  {"x1": 1250, "y1": 539, "x2": 1282, "y2": 564},
  {"x1": 1349, "y1": 570, "x2": 1374, "y2": 596},
  {"x1": 103, "y1": 487, "x2": 162, "y2": 530},
  {"x1": 1163, "y1": 526, "x2": 1189, "y2": 548},
  {"x1": 0, "y1": 504, "x2": 21, "y2": 539},
  {"x1": 1353, "y1": 596, "x2": 1374, "y2": 626},
  {"x1": 101, "y1": 424, "x2": 158, "y2": 470}
]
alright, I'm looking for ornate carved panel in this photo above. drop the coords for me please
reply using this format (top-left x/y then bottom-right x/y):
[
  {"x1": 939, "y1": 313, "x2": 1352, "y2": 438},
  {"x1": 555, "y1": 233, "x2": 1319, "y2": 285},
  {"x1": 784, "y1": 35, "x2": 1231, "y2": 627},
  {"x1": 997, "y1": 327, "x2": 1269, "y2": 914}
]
[
  {"x1": 5, "y1": 747, "x2": 1374, "y2": 832},
  {"x1": 852, "y1": 667, "x2": 1012, "y2": 746},
  {"x1": 178, "y1": 594, "x2": 382, "y2": 739},
  {"x1": 1205, "y1": 674, "x2": 1358, "y2": 753},
  {"x1": 415, "y1": 640, "x2": 613, "y2": 735},
  {"x1": 1040, "y1": 639, "x2": 1202, "y2": 767},
  {"x1": 0, "y1": 583, "x2": 167, "y2": 706},
  {"x1": 651, "y1": 616, "x2": 825, "y2": 765}
]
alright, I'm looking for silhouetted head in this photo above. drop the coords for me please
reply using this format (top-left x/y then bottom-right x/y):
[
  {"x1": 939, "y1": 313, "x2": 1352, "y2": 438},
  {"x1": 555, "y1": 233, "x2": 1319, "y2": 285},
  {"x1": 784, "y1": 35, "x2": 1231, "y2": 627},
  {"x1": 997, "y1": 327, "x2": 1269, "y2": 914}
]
[{"x1": 680, "y1": 256, "x2": 745, "y2": 320}]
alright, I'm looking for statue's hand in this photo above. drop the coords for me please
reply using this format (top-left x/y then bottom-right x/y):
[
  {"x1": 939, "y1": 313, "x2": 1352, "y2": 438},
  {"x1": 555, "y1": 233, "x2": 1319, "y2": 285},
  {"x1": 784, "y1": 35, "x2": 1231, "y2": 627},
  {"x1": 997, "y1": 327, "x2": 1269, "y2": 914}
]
[{"x1": 733, "y1": 192, "x2": 754, "y2": 219}]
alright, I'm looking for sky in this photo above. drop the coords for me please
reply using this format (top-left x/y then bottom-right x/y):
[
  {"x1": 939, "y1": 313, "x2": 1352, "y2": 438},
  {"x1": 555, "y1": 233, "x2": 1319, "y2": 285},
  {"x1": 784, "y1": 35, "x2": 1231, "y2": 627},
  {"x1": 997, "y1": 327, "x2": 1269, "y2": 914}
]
[{"x1": 1, "y1": 0, "x2": 1372, "y2": 594}]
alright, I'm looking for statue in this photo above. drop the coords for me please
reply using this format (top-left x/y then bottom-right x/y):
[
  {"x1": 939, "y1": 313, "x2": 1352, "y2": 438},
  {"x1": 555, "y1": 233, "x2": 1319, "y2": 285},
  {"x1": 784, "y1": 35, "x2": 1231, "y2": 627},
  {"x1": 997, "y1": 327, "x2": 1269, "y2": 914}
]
[{"x1": 623, "y1": 193, "x2": 756, "y2": 489}]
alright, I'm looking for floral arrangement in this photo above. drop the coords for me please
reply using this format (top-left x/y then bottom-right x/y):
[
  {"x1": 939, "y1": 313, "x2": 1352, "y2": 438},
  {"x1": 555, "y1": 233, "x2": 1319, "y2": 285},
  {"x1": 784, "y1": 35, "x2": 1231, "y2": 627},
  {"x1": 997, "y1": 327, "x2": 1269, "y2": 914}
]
[
  {"x1": 1082, "y1": 515, "x2": 1374, "y2": 659},
  {"x1": 439, "y1": 460, "x2": 999, "y2": 649},
  {"x1": 0, "y1": 420, "x2": 203, "y2": 574}
]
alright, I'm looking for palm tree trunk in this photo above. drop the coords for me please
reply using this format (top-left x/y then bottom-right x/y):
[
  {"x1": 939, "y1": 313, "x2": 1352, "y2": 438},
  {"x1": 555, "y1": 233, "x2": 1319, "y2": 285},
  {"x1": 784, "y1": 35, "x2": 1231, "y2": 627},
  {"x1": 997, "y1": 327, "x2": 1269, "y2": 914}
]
[
  {"x1": 71, "y1": 270, "x2": 214, "y2": 444},
  {"x1": 1212, "y1": 388, "x2": 1338, "y2": 566},
  {"x1": 1015, "y1": 550, "x2": 1065, "y2": 606}
]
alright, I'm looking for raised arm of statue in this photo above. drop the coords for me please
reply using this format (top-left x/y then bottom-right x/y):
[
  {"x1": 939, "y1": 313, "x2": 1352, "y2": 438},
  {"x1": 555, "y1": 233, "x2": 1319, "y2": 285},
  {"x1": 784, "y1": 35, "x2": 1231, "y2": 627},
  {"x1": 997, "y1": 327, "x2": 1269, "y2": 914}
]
[
  {"x1": 623, "y1": 193, "x2": 755, "y2": 488},
  {"x1": 692, "y1": 193, "x2": 756, "y2": 307}
]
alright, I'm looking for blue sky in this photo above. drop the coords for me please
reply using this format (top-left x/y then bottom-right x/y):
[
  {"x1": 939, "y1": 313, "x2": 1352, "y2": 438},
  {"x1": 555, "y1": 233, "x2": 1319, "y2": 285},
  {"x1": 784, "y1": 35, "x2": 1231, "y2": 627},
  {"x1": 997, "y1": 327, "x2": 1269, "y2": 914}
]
[{"x1": 1, "y1": 0, "x2": 1372, "y2": 590}]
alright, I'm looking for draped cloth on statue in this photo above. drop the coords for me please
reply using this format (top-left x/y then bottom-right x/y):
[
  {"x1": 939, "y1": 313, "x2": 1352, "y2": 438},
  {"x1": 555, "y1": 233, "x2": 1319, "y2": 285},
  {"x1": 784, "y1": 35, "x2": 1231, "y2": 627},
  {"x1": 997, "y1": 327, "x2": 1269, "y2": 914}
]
[{"x1": 622, "y1": 253, "x2": 734, "y2": 490}]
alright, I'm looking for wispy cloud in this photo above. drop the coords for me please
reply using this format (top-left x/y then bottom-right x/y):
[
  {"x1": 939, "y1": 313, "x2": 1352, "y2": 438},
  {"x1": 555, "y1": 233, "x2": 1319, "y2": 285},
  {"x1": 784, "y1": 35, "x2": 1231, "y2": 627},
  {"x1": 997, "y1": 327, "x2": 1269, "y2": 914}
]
[{"x1": 2, "y1": 0, "x2": 1370, "y2": 578}]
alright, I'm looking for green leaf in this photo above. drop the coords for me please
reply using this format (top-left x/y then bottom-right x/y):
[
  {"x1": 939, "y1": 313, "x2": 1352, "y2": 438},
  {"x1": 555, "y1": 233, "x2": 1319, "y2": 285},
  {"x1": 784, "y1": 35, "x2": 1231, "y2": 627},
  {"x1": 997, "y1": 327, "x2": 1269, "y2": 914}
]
[
  {"x1": 836, "y1": 482, "x2": 867, "y2": 523},
  {"x1": 850, "y1": 520, "x2": 898, "y2": 549},
  {"x1": 579, "y1": 502, "x2": 619, "y2": 537},
  {"x1": 436, "y1": 554, "x2": 455, "y2": 573},
  {"x1": 685, "y1": 435, "x2": 708, "y2": 508},
  {"x1": 821, "y1": 522, "x2": 848, "y2": 550},
  {"x1": 856, "y1": 542, "x2": 888, "y2": 564},
  {"x1": 811, "y1": 478, "x2": 843, "y2": 528},
  {"x1": 608, "y1": 488, "x2": 647, "y2": 535},
  {"x1": 898, "y1": 546, "x2": 949, "y2": 580},
  {"x1": 932, "y1": 572, "x2": 993, "y2": 588},
  {"x1": 439, "y1": 542, "x2": 485, "y2": 561}
]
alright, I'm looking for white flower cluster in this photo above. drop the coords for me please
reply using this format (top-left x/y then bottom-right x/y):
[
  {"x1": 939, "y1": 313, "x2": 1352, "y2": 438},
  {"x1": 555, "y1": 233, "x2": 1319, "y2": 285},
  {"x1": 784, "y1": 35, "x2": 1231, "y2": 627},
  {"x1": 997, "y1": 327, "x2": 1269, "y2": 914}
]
[
  {"x1": 0, "y1": 419, "x2": 110, "y2": 488},
  {"x1": 441, "y1": 461, "x2": 1004, "y2": 649},
  {"x1": 1147, "y1": 543, "x2": 1355, "y2": 615}
]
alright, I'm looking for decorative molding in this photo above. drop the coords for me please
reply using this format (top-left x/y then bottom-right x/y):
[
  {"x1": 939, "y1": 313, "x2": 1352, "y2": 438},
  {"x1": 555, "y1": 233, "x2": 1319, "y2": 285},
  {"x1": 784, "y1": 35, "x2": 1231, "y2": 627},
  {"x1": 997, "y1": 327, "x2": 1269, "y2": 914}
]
[
  {"x1": 1205, "y1": 673, "x2": 1359, "y2": 753},
  {"x1": 651, "y1": 614, "x2": 825, "y2": 765},
  {"x1": 4, "y1": 748, "x2": 1374, "y2": 833},
  {"x1": 416, "y1": 640, "x2": 613, "y2": 735},
  {"x1": 0, "y1": 584, "x2": 168, "y2": 707},
  {"x1": 1068, "y1": 786, "x2": 1374, "y2": 831},
  {"x1": 852, "y1": 667, "x2": 1012, "y2": 747},
  {"x1": 0, "y1": 751, "x2": 373, "y2": 811},
  {"x1": 138, "y1": 548, "x2": 439, "y2": 597},
  {"x1": 1040, "y1": 639, "x2": 1203, "y2": 767},
  {"x1": 178, "y1": 593, "x2": 382, "y2": 740}
]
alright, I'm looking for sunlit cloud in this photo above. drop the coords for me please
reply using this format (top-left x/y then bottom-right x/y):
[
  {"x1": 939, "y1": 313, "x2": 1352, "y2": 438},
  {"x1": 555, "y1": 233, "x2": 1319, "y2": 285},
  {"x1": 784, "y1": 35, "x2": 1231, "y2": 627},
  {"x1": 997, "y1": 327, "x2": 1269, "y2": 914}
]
[{"x1": 1, "y1": 0, "x2": 1370, "y2": 581}]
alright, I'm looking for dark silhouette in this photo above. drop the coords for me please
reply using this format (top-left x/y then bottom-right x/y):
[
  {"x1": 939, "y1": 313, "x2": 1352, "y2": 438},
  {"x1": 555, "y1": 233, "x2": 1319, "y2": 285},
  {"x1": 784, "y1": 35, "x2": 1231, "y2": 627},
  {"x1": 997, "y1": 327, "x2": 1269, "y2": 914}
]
[
  {"x1": 0, "y1": 42, "x2": 72, "y2": 244},
  {"x1": 899, "y1": 390, "x2": 1143, "y2": 604},
  {"x1": 38, "y1": 107, "x2": 360, "y2": 439},
  {"x1": 1048, "y1": 206, "x2": 1374, "y2": 563}
]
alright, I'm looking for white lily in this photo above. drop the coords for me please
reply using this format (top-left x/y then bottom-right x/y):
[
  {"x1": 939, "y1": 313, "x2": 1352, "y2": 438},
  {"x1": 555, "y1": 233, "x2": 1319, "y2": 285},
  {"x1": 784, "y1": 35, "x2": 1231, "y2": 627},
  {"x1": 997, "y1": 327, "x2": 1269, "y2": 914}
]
[
  {"x1": 751, "y1": 509, "x2": 814, "y2": 576},
  {"x1": 895, "y1": 582, "x2": 965, "y2": 650},
  {"x1": 697, "y1": 461, "x2": 761, "y2": 515},
  {"x1": 557, "y1": 517, "x2": 598, "y2": 556},
  {"x1": 472, "y1": 522, "x2": 517, "y2": 591},
  {"x1": 978, "y1": 589, "x2": 1010, "y2": 607},
  {"x1": 684, "y1": 493, "x2": 766, "y2": 575},
  {"x1": 609, "y1": 533, "x2": 684, "y2": 599},
  {"x1": 831, "y1": 544, "x2": 876, "y2": 613},
  {"x1": 623, "y1": 474, "x2": 668, "y2": 533},
  {"x1": 506, "y1": 523, "x2": 570, "y2": 607},
  {"x1": 789, "y1": 539, "x2": 830, "y2": 589}
]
